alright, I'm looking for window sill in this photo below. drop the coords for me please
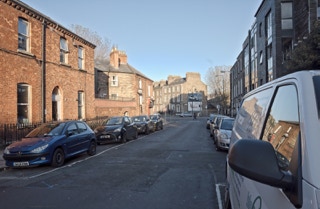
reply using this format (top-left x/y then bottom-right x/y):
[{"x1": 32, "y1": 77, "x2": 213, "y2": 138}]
[
  {"x1": 60, "y1": 62, "x2": 71, "y2": 68},
  {"x1": 17, "y1": 49, "x2": 35, "y2": 57},
  {"x1": 79, "y1": 68, "x2": 87, "y2": 73}
]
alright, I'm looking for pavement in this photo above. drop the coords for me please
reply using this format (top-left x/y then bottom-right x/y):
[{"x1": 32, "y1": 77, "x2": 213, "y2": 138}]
[{"x1": 0, "y1": 149, "x2": 5, "y2": 169}]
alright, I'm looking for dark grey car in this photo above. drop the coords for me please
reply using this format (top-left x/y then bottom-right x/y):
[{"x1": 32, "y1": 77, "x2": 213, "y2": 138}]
[
  {"x1": 132, "y1": 115, "x2": 155, "y2": 135},
  {"x1": 94, "y1": 116, "x2": 138, "y2": 144}
]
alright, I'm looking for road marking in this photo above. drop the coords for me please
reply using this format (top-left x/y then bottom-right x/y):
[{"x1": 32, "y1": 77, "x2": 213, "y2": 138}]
[
  {"x1": 28, "y1": 143, "x2": 129, "y2": 179},
  {"x1": 216, "y1": 183, "x2": 225, "y2": 209}
]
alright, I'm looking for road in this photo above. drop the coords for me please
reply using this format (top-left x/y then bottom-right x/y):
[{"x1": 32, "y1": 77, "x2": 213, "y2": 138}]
[{"x1": 0, "y1": 117, "x2": 228, "y2": 209}]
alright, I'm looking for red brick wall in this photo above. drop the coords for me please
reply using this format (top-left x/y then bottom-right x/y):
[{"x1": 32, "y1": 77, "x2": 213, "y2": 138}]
[{"x1": 95, "y1": 99, "x2": 138, "y2": 117}]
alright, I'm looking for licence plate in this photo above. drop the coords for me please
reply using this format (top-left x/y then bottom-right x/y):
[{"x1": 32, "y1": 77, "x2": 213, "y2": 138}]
[
  {"x1": 101, "y1": 135, "x2": 110, "y2": 139},
  {"x1": 13, "y1": 162, "x2": 29, "y2": 167}
]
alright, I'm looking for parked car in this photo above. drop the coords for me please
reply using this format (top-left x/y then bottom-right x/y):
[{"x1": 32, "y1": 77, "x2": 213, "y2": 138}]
[
  {"x1": 94, "y1": 116, "x2": 138, "y2": 144},
  {"x1": 150, "y1": 114, "x2": 163, "y2": 130},
  {"x1": 131, "y1": 115, "x2": 155, "y2": 135},
  {"x1": 180, "y1": 112, "x2": 193, "y2": 117},
  {"x1": 214, "y1": 117, "x2": 234, "y2": 151},
  {"x1": 209, "y1": 115, "x2": 227, "y2": 140},
  {"x1": 206, "y1": 113, "x2": 216, "y2": 129},
  {"x1": 3, "y1": 120, "x2": 97, "y2": 168},
  {"x1": 225, "y1": 70, "x2": 320, "y2": 209}
]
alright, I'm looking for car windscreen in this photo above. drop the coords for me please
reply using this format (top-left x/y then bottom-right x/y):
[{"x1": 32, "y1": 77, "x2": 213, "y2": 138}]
[
  {"x1": 150, "y1": 115, "x2": 157, "y2": 120},
  {"x1": 220, "y1": 119, "x2": 234, "y2": 130},
  {"x1": 106, "y1": 117, "x2": 123, "y2": 125},
  {"x1": 26, "y1": 122, "x2": 66, "y2": 137},
  {"x1": 313, "y1": 76, "x2": 320, "y2": 119},
  {"x1": 132, "y1": 116, "x2": 143, "y2": 122}
]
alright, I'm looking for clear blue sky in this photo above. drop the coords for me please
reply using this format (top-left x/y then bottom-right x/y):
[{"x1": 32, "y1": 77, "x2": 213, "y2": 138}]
[{"x1": 21, "y1": 0, "x2": 261, "y2": 82}]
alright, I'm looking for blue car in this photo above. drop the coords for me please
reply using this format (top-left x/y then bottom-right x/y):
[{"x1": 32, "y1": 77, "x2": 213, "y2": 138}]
[{"x1": 3, "y1": 120, "x2": 97, "y2": 168}]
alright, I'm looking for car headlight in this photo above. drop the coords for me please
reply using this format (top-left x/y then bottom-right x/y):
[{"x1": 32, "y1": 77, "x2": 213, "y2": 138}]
[
  {"x1": 4, "y1": 147, "x2": 10, "y2": 154},
  {"x1": 220, "y1": 133, "x2": 228, "y2": 139},
  {"x1": 31, "y1": 144, "x2": 49, "y2": 153},
  {"x1": 114, "y1": 127, "x2": 121, "y2": 132}
]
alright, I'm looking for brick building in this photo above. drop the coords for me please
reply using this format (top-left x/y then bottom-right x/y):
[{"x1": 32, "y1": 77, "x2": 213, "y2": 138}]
[
  {"x1": 95, "y1": 47, "x2": 154, "y2": 117},
  {"x1": 0, "y1": 0, "x2": 96, "y2": 123},
  {"x1": 153, "y1": 72, "x2": 207, "y2": 116}
]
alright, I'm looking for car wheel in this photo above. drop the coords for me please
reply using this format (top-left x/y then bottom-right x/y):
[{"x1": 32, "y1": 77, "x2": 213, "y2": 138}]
[
  {"x1": 87, "y1": 140, "x2": 97, "y2": 156},
  {"x1": 51, "y1": 148, "x2": 65, "y2": 167},
  {"x1": 134, "y1": 130, "x2": 138, "y2": 139},
  {"x1": 216, "y1": 143, "x2": 221, "y2": 151},
  {"x1": 121, "y1": 133, "x2": 127, "y2": 143},
  {"x1": 145, "y1": 127, "x2": 150, "y2": 135}
]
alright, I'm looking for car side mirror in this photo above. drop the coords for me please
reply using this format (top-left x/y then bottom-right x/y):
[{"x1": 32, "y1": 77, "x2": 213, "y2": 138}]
[
  {"x1": 67, "y1": 131, "x2": 75, "y2": 136},
  {"x1": 228, "y1": 139, "x2": 294, "y2": 189}
]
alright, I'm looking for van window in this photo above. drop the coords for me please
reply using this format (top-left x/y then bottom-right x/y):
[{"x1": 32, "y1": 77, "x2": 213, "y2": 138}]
[
  {"x1": 233, "y1": 88, "x2": 272, "y2": 139},
  {"x1": 313, "y1": 76, "x2": 320, "y2": 118},
  {"x1": 262, "y1": 85, "x2": 300, "y2": 170}
]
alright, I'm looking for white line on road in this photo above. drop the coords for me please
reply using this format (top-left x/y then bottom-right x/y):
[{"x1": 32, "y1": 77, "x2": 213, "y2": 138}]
[
  {"x1": 216, "y1": 183, "x2": 226, "y2": 209},
  {"x1": 28, "y1": 142, "x2": 130, "y2": 179}
]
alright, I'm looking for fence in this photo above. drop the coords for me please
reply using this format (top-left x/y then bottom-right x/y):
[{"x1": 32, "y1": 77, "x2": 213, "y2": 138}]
[{"x1": 0, "y1": 116, "x2": 109, "y2": 148}]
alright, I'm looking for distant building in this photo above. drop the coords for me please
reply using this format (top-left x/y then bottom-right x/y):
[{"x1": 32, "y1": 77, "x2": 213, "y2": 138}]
[
  {"x1": 95, "y1": 47, "x2": 154, "y2": 117},
  {"x1": 0, "y1": 0, "x2": 96, "y2": 123},
  {"x1": 153, "y1": 72, "x2": 208, "y2": 116}
]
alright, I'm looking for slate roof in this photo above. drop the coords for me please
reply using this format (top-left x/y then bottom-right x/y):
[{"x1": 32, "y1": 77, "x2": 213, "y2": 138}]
[{"x1": 95, "y1": 62, "x2": 153, "y2": 82}]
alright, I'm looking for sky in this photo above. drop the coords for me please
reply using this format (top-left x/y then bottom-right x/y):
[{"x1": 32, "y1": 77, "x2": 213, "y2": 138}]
[{"x1": 21, "y1": 0, "x2": 262, "y2": 82}]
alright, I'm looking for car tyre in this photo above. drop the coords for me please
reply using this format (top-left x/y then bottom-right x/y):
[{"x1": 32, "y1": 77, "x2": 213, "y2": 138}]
[
  {"x1": 134, "y1": 130, "x2": 138, "y2": 139},
  {"x1": 121, "y1": 133, "x2": 127, "y2": 143},
  {"x1": 51, "y1": 148, "x2": 65, "y2": 167},
  {"x1": 215, "y1": 143, "x2": 221, "y2": 151},
  {"x1": 87, "y1": 140, "x2": 97, "y2": 156},
  {"x1": 145, "y1": 126, "x2": 150, "y2": 135}
]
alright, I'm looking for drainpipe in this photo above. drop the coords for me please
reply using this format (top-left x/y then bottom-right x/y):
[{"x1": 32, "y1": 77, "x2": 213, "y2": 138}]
[{"x1": 41, "y1": 20, "x2": 47, "y2": 123}]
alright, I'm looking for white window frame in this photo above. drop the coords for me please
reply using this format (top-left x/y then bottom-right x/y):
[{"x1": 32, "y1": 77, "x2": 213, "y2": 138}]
[
  {"x1": 139, "y1": 79, "x2": 142, "y2": 89},
  {"x1": 111, "y1": 76, "x2": 118, "y2": 86},
  {"x1": 17, "y1": 83, "x2": 31, "y2": 123},
  {"x1": 78, "y1": 91, "x2": 85, "y2": 119},
  {"x1": 60, "y1": 37, "x2": 68, "y2": 64},
  {"x1": 78, "y1": 46, "x2": 84, "y2": 69},
  {"x1": 18, "y1": 17, "x2": 30, "y2": 52}
]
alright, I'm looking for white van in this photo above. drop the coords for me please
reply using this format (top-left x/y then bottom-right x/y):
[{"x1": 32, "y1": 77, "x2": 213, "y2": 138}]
[{"x1": 225, "y1": 70, "x2": 320, "y2": 209}]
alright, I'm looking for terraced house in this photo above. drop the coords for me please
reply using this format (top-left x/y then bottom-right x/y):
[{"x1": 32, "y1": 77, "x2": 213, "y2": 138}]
[
  {"x1": 0, "y1": 0, "x2": 96, "y2": 123},
  {"x1": 95, "y1": 47, "x2": 154, "y2": 117}
]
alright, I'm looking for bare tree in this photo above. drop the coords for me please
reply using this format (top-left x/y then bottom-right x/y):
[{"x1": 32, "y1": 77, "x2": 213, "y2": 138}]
[
  {"x1": 205, "y1": 66, "x2": 230, "y2": 96},
  {"x1": 70, "y1": 24, "x2": 111, "y2": 63},
  {"x1": 205, "y1": 65, "x2": 231, "y2": 114}
]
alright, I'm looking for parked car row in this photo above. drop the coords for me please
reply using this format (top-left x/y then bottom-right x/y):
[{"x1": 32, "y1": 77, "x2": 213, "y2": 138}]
[
  {"x1": 207, "y1": 114, "x2": 234, "y2": 151},
  {"x1": 2, "y1": 114, "x2": 164, "y2": 168}
]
